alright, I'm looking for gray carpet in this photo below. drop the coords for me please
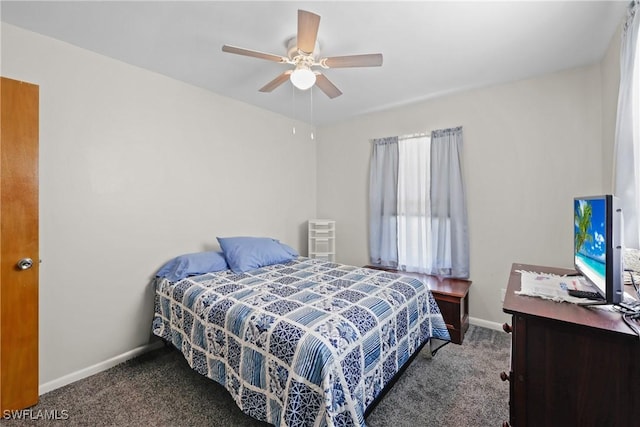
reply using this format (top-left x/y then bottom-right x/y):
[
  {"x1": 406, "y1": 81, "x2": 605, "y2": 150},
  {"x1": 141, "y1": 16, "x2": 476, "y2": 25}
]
[{"x1": 3, "y1": 325, "x2": 510, "y2": 426}]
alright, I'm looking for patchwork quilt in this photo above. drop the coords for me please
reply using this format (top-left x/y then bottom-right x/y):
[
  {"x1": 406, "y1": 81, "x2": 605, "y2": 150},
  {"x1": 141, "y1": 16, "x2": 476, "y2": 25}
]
[{"x1": 152, "y1": 257, "x2": 450, "y2": 427}]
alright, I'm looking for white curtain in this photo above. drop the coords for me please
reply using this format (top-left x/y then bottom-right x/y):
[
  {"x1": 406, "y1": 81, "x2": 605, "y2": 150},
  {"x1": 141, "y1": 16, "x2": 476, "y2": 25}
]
[
  {"x1": 369, "y1": 137, "x2": 399, "y2": 267},
  {"x1": 614, "y1": 0, "x2": 640, "y2": 249},
  {"x1": 397, "y1": 134, "x2": 433, "y2": 273}
]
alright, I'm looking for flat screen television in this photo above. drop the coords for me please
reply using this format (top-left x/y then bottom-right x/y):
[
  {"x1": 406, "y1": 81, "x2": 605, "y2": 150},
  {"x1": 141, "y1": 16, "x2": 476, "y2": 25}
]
[{"x1": 574, "y1": 195, "x2": 623, "y2": 304}]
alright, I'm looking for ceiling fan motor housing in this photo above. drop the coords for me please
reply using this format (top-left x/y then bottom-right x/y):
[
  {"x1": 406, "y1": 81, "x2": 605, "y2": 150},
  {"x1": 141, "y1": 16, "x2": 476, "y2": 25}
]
[{"x1": 286, "y1": 37, "x2": 319, "y2": 62}]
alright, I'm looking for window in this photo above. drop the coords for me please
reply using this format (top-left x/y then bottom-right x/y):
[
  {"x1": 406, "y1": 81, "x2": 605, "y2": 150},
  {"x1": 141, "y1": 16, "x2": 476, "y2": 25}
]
[{"x1": 369, "y1": 127, "x2": 469, "y2": 278}]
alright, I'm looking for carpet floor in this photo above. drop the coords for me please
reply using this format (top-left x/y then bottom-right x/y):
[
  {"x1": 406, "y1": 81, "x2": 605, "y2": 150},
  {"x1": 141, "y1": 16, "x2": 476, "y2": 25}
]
[{"x1": 3, "y1": 325, "x2": 510, "y2": 426}]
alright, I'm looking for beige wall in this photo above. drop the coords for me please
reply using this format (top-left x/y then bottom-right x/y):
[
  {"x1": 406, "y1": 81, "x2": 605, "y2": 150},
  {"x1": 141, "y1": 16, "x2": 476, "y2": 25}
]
[
  {"x1": 316, "y1": 64, "x2": 610, "y2": 326},
  {"x1": 1, "y1": 23, "x2": 316, "y2": 386}
]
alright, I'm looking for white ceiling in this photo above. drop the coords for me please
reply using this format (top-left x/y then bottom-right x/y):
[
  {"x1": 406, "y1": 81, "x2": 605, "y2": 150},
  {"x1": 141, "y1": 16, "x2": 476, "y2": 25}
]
[{"x1": 0, "y1": 1, "x2": 629, "y2": 125}]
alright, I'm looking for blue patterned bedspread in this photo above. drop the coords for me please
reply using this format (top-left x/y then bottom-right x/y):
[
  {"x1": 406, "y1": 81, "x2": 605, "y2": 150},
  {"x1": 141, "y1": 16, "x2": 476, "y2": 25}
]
[{"x1": 152, "y1": 257, "x2": 450, "y2": 427}]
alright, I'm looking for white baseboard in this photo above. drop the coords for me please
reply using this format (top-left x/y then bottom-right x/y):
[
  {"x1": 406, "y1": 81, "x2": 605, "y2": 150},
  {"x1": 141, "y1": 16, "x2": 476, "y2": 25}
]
[
  {"x1": 469, "y1": 316, "x2": 504, "y2": 332},
  {"x1": 39, "y1": 340, "x2": 164, "y2": 395}
]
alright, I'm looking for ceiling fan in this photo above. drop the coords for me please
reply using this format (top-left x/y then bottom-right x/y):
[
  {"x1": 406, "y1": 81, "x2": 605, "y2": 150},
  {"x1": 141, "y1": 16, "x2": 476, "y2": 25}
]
[{"x1": 222, "y1": 9, "x2": 383, "y2": 99}]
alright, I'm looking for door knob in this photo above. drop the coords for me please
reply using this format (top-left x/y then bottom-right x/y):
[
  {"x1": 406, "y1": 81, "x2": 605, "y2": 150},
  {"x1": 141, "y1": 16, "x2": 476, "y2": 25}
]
[{"x1": 16, "y1": 258, "x2": 33, "y2": 270}]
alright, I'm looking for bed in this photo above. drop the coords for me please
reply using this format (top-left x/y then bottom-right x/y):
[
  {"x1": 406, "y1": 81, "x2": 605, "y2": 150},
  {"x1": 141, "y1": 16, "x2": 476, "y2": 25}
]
[{"x1": 152, "y1": 252, "x2": 450, "y2": 427}]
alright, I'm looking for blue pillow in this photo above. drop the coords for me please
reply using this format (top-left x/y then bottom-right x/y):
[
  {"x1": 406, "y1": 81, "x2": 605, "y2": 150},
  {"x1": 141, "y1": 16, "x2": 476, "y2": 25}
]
[
  {"x1": 156, "y1": 251, "x2": 229, "y2": 281},
  {"x1": 217, "y1": 236, "x2": 298, "y2": 273}
]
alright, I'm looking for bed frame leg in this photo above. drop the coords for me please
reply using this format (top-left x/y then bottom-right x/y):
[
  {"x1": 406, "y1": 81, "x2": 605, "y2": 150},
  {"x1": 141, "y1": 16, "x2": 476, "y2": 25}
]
[{"x1": 430, "y1": 339, "x2": 450, "y2": 357}]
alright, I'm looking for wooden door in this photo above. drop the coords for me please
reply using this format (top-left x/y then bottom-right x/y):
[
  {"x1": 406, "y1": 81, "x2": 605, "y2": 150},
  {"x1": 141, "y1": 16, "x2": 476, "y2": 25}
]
[{"x1": 0, "y1": 77, "x2": 39, "y2": 411}]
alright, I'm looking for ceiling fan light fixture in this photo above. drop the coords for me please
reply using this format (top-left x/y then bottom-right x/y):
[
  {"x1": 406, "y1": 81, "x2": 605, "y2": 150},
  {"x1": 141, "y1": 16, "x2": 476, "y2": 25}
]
[{"x1": 290, "y1": 65, "x2": 316, "y2": 90}]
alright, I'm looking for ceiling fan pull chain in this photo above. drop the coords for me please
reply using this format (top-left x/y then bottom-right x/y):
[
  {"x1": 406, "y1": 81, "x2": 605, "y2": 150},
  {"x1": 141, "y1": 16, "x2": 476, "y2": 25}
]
[
  {"x1": 310, "y1": 89, "x2": 314, "y2": 140},
  {"x1": 292, "y1": 84, "x2": 296, "y2": 135}
]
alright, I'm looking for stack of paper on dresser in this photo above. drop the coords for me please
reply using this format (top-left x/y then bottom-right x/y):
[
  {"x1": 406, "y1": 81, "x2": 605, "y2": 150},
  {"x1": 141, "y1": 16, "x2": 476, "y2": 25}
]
[{"x1": 516, "y1": 270, "x2": 588, "y2": 303}]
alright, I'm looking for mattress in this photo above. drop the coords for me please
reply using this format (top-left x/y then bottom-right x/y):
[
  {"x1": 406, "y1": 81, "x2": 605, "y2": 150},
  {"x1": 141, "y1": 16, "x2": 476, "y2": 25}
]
[{"x1": 152, "y1": 257, "x2": 450, "y2": 427}]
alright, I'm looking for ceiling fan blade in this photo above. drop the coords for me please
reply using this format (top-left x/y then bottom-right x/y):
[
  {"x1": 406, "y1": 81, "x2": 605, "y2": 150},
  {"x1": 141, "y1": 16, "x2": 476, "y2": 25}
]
[
  {"x1": 259, "y1": 71, "x2": 293, "y2": 93},
  {"x1": 323, "y1": 54, "x2": 383, "y2": 68},
  {"x1": 315, "y1": 73, "x2": 342, "y2": 99},
  {"x1": 297, "y1": 10, "x2": 321, "y2": 54},
  {"x1": 222, "y1": 45, "x2": 287, "y2": 63}
]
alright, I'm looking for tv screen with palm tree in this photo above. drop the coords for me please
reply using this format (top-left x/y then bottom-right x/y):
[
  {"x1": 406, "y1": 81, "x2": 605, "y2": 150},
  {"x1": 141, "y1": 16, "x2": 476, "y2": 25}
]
[{"x1": 574, "y1": 195, "x2": 623, "y2": 304}]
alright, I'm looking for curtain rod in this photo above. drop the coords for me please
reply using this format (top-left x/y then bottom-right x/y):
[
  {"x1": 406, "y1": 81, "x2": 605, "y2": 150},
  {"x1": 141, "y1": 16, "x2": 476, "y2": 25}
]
[
  {"x1": 370, "y1": 126, "x2": 463, "y2": 142},
  {"x1": 399, "y1": 132, "x2": 430, "y2": 139},
  {"x1": 369, "y1": 132, "x2": 429, "y2": 142}
]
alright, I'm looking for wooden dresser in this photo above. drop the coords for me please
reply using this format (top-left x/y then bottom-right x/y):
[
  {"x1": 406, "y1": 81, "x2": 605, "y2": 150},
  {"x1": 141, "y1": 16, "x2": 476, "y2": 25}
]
[
  {"x1": 364, "y1": 265, "x2": 471, "y2": 344},
  {"x1": 502, "y1": 263, "x2": 640, "y2": 427}
]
